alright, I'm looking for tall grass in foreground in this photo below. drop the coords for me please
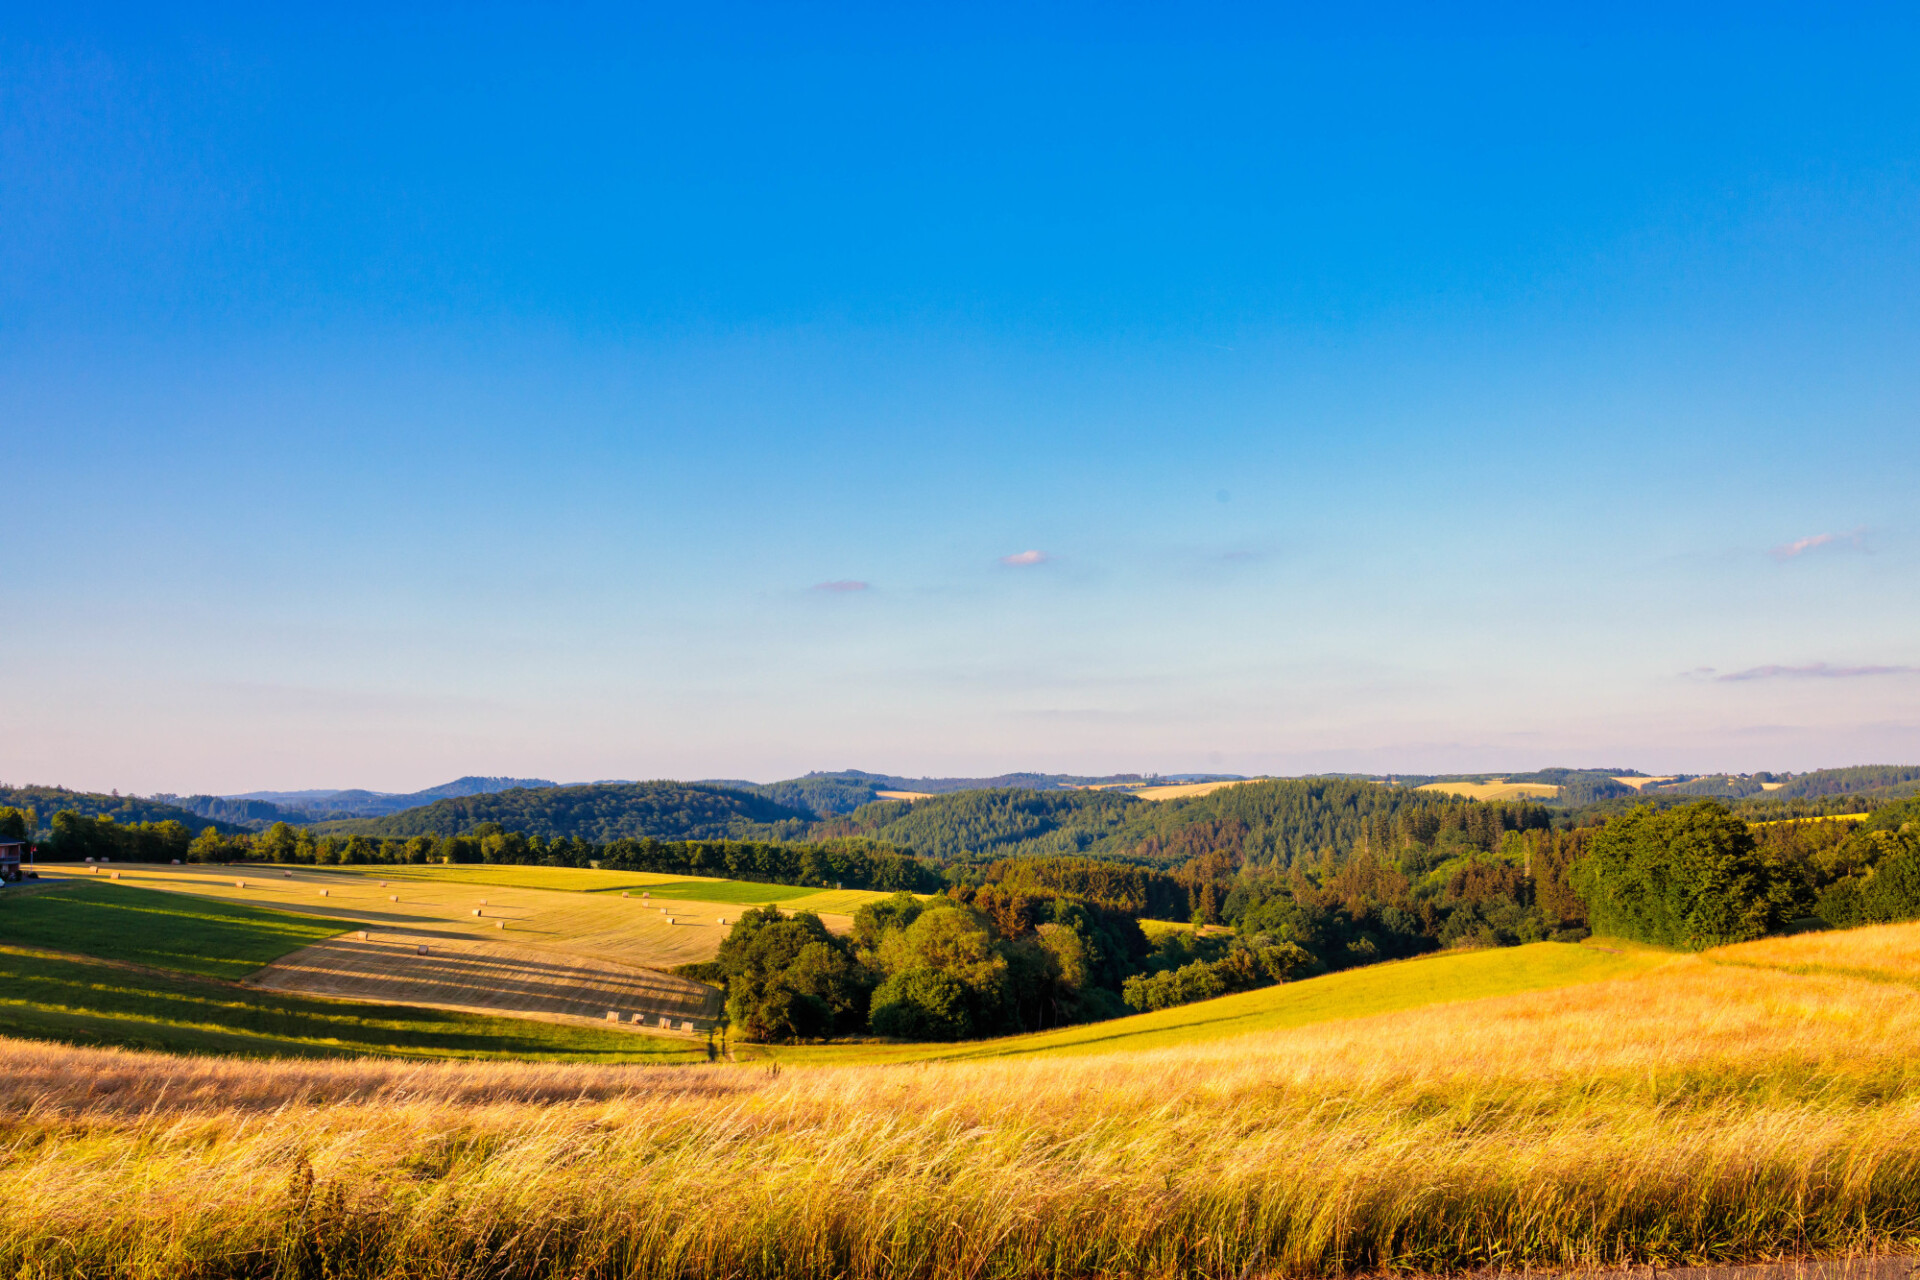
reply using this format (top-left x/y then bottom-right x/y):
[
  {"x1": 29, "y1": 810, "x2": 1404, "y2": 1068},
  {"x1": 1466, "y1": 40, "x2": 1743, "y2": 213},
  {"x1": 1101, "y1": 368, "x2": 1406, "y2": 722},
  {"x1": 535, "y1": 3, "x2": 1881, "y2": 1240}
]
[{"x1": 5, "y1": 936, "x2": 1920, "y2": 1278}]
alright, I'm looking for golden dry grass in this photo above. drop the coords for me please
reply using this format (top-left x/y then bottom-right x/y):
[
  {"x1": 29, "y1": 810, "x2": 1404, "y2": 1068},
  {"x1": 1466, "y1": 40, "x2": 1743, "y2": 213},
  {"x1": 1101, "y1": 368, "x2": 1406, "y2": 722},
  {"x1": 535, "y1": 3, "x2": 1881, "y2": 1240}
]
[
  {"x1": 1417, "y1": 779, "x2": 1562, "y2": 801},
  {"x1": 7, "y1": 926, "x2": 1920, "y2": 1278},
  {"x1": 1613, "y1": 776, "x2": 1679, "y2": 790},
  {"x1": 1706, "y1": 921, "x2": 1920, "y2": 985}
]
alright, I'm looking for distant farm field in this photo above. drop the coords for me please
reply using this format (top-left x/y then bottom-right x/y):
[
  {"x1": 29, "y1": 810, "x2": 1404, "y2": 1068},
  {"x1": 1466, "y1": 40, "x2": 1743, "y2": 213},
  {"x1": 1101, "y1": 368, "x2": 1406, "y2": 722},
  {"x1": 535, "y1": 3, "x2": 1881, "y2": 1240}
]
[
  {"x1": 46, "y1": 865, "x2": 769, "y2": 971},
  {"x1": 344, "y1": 863, "x2": 899, "y2": 912},
  {"x1": 1416, "y1": 779, "x2": 1561, "y2": 801}
]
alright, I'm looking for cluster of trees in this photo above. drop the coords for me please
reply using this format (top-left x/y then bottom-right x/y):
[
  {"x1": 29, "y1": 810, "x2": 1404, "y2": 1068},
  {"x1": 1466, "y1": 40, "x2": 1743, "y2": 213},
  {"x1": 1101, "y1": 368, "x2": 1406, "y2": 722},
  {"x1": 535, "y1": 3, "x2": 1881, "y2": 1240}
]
[
  {"x1": 0, "y1": 807, "x2": 36, "y2": 844},
  {"x1": 690, "y1": 889, "x2": 1147, "y2": 1042},
  {"x1": 20, "y1": 809, "x2": 196, "y2": 863},
  {"x1": 1572, "y1": 803, "x2": 1795, "y2": 947}
]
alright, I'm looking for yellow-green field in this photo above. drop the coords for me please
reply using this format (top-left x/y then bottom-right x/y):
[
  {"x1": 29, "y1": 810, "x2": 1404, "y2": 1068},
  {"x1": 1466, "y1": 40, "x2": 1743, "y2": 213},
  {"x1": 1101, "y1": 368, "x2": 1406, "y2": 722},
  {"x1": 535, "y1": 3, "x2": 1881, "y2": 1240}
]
[
  {"x1": 7, "y1": 922, "x2": 1920, "y2": 1279},
  {"x1": 758, "y1": 939, "x2": 1661, "y2": 1064},
  {"x1": 1417, "y1": 778, "x2": 1562, "y2": 801},
  {"x1": 334, "y1": 862, "x2": 902, "y2": 913}
]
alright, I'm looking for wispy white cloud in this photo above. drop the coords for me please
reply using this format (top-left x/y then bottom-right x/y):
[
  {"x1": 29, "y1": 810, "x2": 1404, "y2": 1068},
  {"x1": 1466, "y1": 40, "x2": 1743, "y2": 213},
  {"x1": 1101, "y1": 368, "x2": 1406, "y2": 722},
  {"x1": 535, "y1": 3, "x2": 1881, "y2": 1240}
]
[
  {"x1": 1769, "y1": 526, "x2": 1866, "y2": 561},
  {"x1": 811, "y1": 580, "x2": 870, "y2": 592},
  {"x1": 1000, "y1": 549, "x2": 1048, "y2": 566},
  {"x1": 1713, "y1": 662, "x2": 1919, "y2": 682}
]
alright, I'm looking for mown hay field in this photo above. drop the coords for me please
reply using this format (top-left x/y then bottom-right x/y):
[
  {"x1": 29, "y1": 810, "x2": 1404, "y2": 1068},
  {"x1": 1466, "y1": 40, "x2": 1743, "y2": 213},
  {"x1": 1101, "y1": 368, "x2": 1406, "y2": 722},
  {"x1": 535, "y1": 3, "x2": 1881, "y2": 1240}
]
[
  {"x1": 41, "y1": 864, "x2": 794, "y2": 972},
  {"x1": 253, "y1": 933, "x2": 720, "y2": 1035},
  {"x1": 0, "y1": 878, "x2": 712, "y2": 1061},
  {"x1": 0, "y1": 944, "x2": 706, "y2": 1062},
  {"x1": 5, "y1": 923, "x2": 1920, "y2": 1279}
]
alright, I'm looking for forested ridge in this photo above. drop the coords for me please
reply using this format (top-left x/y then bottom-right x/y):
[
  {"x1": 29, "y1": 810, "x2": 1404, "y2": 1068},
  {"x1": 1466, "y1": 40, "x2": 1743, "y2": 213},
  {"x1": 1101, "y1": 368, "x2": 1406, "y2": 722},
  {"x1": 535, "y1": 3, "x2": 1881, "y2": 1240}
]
[
  {"x1": 316, "y1": 781, "x2": 810, "y2": 842},
  {"x1": 0, "y1": 785, "x2": 248, "y2": 835}
]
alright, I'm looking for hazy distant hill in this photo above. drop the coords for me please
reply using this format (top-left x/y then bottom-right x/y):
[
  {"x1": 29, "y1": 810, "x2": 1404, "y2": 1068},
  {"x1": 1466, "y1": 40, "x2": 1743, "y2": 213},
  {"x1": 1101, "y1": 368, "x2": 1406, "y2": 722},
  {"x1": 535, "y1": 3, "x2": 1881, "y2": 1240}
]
[
  {"x1": 318, "y1": 781, "x2": 808, "y2": 842},
  {"x1": 211, "y1": 775, "x2": 557, "y2": 822},
  {"x1": 0, "y1": 784, "x2": 250, "y2": 835},
  {"x1": 153, "y1": 795, "x2": 306, "y2": 830}
]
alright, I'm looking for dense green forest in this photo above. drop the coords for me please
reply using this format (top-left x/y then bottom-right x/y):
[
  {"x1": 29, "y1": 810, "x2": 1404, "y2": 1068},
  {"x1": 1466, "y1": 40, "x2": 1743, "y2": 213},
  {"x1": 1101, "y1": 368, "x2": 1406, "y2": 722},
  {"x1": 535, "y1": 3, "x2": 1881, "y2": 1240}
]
[{"x1": 814, "y1": 778, "x2": 1552, "y2": 874}]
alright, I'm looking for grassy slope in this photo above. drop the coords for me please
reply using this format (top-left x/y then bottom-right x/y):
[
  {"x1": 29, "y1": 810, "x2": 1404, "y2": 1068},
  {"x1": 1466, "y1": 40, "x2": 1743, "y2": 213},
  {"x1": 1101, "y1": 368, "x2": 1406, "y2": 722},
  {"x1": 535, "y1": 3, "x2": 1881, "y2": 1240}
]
[
  {"x1": 0, "y1": 945, "x2": 707, "y2": 1062},
  {"x1": 0, "y1": 879, "x2": 343, "y2": 978},
  {"x1": 754, "y1": 940, "x2": 1663, "y2": 1065},
  {"x1": 0, "y1": 879, "x2": 706, "y2": 1062}
]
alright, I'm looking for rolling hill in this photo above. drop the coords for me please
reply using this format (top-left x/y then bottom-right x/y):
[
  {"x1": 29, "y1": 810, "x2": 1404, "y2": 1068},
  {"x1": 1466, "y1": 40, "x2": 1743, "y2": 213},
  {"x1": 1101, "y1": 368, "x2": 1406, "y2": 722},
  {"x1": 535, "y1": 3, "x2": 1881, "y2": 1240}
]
[
  {"x1": 813, "y1": 776, "x2": 1532, "y2": 868},
  {"x1": 0, "y1": 784, "x2": 250, "y2": 835},
  {"x1": 317, "y1": 780, "x2": 810, "y2": 841},
  {"x1": 189, "y1": 775, "x2": 559, "y2": 824}
]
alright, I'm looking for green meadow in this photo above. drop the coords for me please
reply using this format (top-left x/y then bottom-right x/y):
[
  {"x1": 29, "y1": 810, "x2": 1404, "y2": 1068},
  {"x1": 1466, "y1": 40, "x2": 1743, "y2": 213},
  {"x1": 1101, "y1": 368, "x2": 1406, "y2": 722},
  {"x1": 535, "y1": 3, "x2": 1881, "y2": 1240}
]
[{"x1": 0, "y1": 878, "x2": 343, "y2": 978}]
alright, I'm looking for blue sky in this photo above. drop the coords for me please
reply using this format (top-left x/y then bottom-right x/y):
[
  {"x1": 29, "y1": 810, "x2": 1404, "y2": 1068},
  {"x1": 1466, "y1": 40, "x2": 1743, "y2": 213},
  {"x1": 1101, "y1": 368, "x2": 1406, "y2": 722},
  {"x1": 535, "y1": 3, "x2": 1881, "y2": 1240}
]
[{"x1": 3, "y1": 3, "x2": 1918, "y2": 792}]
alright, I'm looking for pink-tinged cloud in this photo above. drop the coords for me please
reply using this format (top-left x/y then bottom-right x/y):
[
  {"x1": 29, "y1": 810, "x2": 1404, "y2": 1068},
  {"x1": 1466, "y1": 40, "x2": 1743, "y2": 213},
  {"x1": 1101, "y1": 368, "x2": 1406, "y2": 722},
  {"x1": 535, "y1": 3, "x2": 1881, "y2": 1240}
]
[
  {"x1": 812, "y1": 580, "x2": 870, "y2": 592},
  {"x1": 1001, "y1": 549, "x2": 1048, "y2": 566},
  {"x1": 1716, "y1": 662, "x2": 1919, "y2": 682},
  {"x1": 1769, "y1": 527, "x2": 1865, "y2": 561}
]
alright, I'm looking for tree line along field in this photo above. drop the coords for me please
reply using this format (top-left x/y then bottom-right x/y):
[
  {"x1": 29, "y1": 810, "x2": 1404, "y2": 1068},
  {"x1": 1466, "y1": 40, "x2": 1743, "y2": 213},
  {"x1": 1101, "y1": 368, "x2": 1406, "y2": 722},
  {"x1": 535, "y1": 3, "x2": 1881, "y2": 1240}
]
[{"x1": 4, "y1": 920, "x2": 1920, "y2": 1279}]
